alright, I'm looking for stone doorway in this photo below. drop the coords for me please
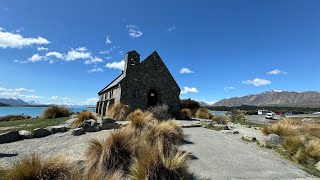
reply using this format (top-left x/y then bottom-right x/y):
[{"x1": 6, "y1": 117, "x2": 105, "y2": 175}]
[{"x1": 147, "y1": 89, "x2": 158, "y2": 107}]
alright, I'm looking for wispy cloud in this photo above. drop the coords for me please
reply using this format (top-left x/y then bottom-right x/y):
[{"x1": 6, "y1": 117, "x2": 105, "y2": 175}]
[
  {"x1": 28, "y1": 54, "x2": 42, "y2": 62},
  {"x1": 179, "y1": 68, "x2": 194, "y2": 74},
  {"x1": 106, "y1": 36, "x2": 112, "y2": 44},
  {"x1": 99, "y1": 46, "x2": 119, "y2": 54},
  {"x1": 168, "y1": 26, "x2": 176, "y2": 32},
  {"x1": 224, "y1": 86, "x2": 235, "y2": 91},
  {"x1": 37, "y1": 46, "x2": 48, "y2": 51},
  {"x1": 46, "y1": 51, "x2": 64, "y2": 59},
  {"x1": 126, "y1": 24, "x2": 143, "y2": 38},
  {"x1": 64, "y1": 47, "x2": 91, "y2": 61},
  {"x1": 85, "y1": 57, "x2": 103, "y2": 64},
  {"x1": 0, "y1": 29, "x2": 50, "y2": 48},
  {"x1": 242, "y1": 78, "x2": 271, "y2": 86},
  {"x1": 0, "y1": 87, "x2": 35, "y2": 92},
  {"x1": 83, "y1": 97, "x2": 99, "y2": 105},
  {"x1": 0, "y1": 86, "x2": 42, "y2": 99},
  {"x1": 89, "y1": 67, "x2": 103, "y2": 73},
  {"x1": 105, "y1": 60, "x2": 125, "y2": 70},
  {"x1": 181, "y1": 87, "x2": 199, "y2": 94},
  {"x1": 50, "y1": 96, "x2": 72, "y2": 102},
  {"x1": 267, "y1": 69, "x2": 287, "y2": 75}
]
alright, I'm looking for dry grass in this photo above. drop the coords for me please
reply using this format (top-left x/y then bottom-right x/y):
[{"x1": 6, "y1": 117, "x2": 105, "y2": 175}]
[
  {"x1": 195, "y1": 108, "x2": 212, "y2": 119},
  {"x1": 71, "y1": 168, "x2": 124, "y2": 180},
  {"x1": 148, "y1": 104, "x2": 171, "y2": 121},
  {"x1": 305, "y1": 139, "x2": 320, "y2": 159},
  {"x1": 127, "y1": 109, "x2": 154, "y2": 132},
  {"x1": 42, "y1": 105, "x2": 71, "y2": 119},
  {"x1": 85, "y1": 128, "x2": 137, "y2": 175},
  {"x1": 130, "y1": 142, "x2": 189, "y2": 180},
  {"x1": 106, "y1": 103, "x2": 129, "y2": 121},
  {"x1": 3, "y1": 154, "x2": 73, "y2": 180},
  {"x1": 179, "y1": 108, "x2": 192, "y2": 120},
  {"x1": 71, "y1": 111, "x2": 97, "y2": 128},
  {"x1": 211, "y1": 115, "x2": 227, "y2": 125}
]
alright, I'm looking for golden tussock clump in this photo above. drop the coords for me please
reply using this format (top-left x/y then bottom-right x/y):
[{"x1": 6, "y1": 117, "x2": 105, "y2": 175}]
[
  {"x1": 71, "y1": 110, "x2": 97, "y2": 128},
  {"x1": 106, "y1": 103, "x2": 129, "y2": 121},
  {"x1": 3, "y1": 154, "x2": 73, "y2": 180},
  {"x1": 127, "y1": 109, "x2": 155, "y2": 132},
  {"x1": 42, "y1": 105, "x2": 71, "y2": 119},
  {"x1": 85, "y1": 128, "x2": 138, "y2": 175},
  {"x1": 179, "y1": 108, "x2": 192, "y2": 120},
  {"x1": 195, "y1": 108, "x2": 212, "y2": 119}
]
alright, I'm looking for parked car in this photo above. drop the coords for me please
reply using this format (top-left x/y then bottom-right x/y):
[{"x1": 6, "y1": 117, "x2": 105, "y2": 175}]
[
  {"x1": 313, "y1": 112, "x2": 320, "y2": 115},
  {"x1": 265, "y1": 112, "x2": 274, "y2": 119},
  {"x1": 258, "y1": 110, "x2": 270, "y2": 115}
]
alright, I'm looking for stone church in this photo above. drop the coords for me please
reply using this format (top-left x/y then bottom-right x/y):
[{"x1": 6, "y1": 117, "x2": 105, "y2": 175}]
[{"x1": 96, "y1": 50, "x2": 181, "y2": 116}]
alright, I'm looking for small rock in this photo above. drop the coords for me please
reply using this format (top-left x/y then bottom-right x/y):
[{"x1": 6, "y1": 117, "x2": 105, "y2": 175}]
[
  {"x1": 80, "y1": 119, "x2": 100, "y2": 132},
  {"x1": 213, "y1": 124, "x2": 230, "y2": 130},
  {"x1": 221, "y1": 130, "x2": 233, "y2": 134},
  {"x1": 47, "y1": 125, "x2": 68, "y2": 134},
  {"x1": 316, "y1": 161, "x2": 320, "y2": 171},
  {"x1": 232, "y1": 131, "x2": 240, "y2": 134},
  {"x1": 100, "y1": 118, "x2": 120, "y2": 130},
  {"x1": 0, "y1": 131, "x2": 22, "y2": 144},
  {"x1": 263, "y1": 134, "x2": 283, "y2": 147},
  {"x1": 72, "y1": 128, "x2": 85, "y2": 136},
  {"x1": 19, "y1": 130, "x2": 33, "y2": 139},
  {"x1": 33, "y1": 128, "x2": 52, "y2": 138},
  {"x1": 242, "y1": 135, "x2": 257, "y2": 142}
]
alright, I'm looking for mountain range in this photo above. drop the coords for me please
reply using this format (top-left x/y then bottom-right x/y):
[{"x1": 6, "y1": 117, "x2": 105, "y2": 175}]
[
  {"x1": 0, "y1": 98, "x2": 29, "y2": 106},
  {"x1": 213, "y1": 90, "x2": 320, "y2": 107}
]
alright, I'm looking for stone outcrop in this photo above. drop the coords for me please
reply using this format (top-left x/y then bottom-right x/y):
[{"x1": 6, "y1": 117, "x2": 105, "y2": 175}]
[
  {"x1": 71, "y1": 128, "x2": 85, "y2": 136},
  {"x1": 262, "y1": 134, "x2": 283, "y2": 147},
  {"x1": 46, "y1": 125, "x2": 68, "y2": 134},
  {"x1": 100, "y1": 118, "x2": 120, "y2": 130},
  {"x1": 79, "y1": 119, "x2": 100, "y2": 132},
  {"x1": 18, "y1": 130, "x2": 33, "y2": 139},
  {"x1": 0, "y1": 131, "x2": 22, "y2": 144},
  {"x1": 33, "y1": 128, "x2": 52, "y2": 138}
]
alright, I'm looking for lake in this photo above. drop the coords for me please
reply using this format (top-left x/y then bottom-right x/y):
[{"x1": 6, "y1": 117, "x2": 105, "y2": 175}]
[
  {"x1": 0, "y1": 107, "x2": 95, "y2": 117},
  {"x1": 211, "y1": 111, "x2": 228, "y2": 115}
]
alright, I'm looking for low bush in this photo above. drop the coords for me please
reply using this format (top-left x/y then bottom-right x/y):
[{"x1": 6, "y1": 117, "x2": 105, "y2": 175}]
[
  {"x1": 42, "y1": 106, "x2": 71, "y2": 119},
  {"x1": 229, "y1": 109, "x2": 245, "y2": 123},
  {"x1": 107, "y1": 103, "x2": 129, "y2": 121},
  {"x1": 195, "y1": 108, "x2": 212, "y2": 119},
  {"x1": 127, "y1": 109, "x2": 154, "y2": 133},
  {"x1": 211, "y1": 115, "x2": 227, "y2": 125},
  {"x1": 0, "y1": 115, "x2": 32, "y2": 122},
  {"x1": 3, "y1": 154, "x2": 72, "y2": 180},
  {"x1": 71, "y1": 110, "x2": 96, "y2": 128},
  {"x1": 148, "y1": 104, "x2": 171, "y2": 121},
  {"x1": 180, "y1": 98, "x2": 200, "y2": 110},
  {"x1": 178, "y1": 108, "x2": 192, "y2": 120},
  {"x1": 85, "y1": 127, "x2": 137, "y2": 175}
]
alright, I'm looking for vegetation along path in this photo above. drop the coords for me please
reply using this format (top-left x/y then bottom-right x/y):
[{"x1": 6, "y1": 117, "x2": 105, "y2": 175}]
[{"x1": 182, "y1": 127, "x2": 316, "y2": 179}]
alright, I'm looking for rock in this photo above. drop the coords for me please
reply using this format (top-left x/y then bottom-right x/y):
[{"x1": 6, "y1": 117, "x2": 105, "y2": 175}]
[
  {"x1": 80, "y1": 119, "x2": 100, "y2": 132},
  {"x1": 19, "y1": 130, "x2": 33, "y2": 139},
  {"x1": 72, "y1": 128, "x2": 85, "y2": 136},
  {"x1": 242, "y1": 135, "x2": 257, "y2": 142},
  {"x1": 263, "y1": 134, "x2": 283, "y2": 147},
  {"x1": 316, "y1": 161, "x2": 320, "y2": 171},
  {"x1": 213, "y1": 124, "x2": 230, "y2": 130},
  {"x1": 232, "y1": 131, "x2": 240, "y2": 134},
  {"x1": 33, "y1": 128, "x2": 52, "y2": 138},
  {"x1": 100, "y1": 118, "x2": 120, "y2": 130},
  {"x1": 0, "y1": 131, "x2": 22, "y2": 144},
  {"x1": 47, "y1": 125, "x2": 68, "y2": 134},
  {"x1": 244, "y1": 125, "x2": 252, "y2": 128},
  {"x1": 221, "y1": 130, "x2": 233, "y2": 134}
]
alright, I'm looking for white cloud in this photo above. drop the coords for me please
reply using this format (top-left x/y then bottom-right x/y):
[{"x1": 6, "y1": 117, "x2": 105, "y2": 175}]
[
  {"x1": 126, "y1": 24, "x2": 143, "y2": 38},
  {"x1": 89, "y1": 67, "x2": 103, "y2": 73},
  {"x1": 65, "y1": 47, "x2": 91, "y2": 61},
  {"x1": 179, "y1": 68, "x2": 194, "y2": 74},
  {"x1": 14, "y1": 60, "x2": 28, "y2": 64},
  {"x1": 267, "y1": 69, "x2": 287, "y2": 75},
  {"x1": 0, "y1": 91, "x2": 43, "y2": 99},
  {"x1": 0, "y1": 87, "x2": 35, "y2": 92},
  {"x1": 105, "y1": 60, "x2": 125, "y2": 70},
  {"x1": 168, "y1": 26, "x2": 176, "y2": 32},
  {"x1": 106, "y1": 36, "x2": 112, "y2": 44},
  {"x1": 0, "y1": 27, "x2": 5, "y2": 31},
  {"x1": 85, "y1": 57, "x2": 103, "y2": 64},
  {"x1": 46, "y1": 51, "x2": 63, "y2": 59},
  {"x1": 50, "y1": 96, "x2": 72, "y2": 101},
  {"x1": 242, "y1": 78, "x2": 271, "y2": 86},
  {"x1": 83, "y1": 97, "x2": 99, "y2": 105},
  {"x1": 99, "y1": 46, "x2": 118, "y2": 54},
  {"x1": 106, "y1": 56, "x2": 112, "y2": 60},
  {"x1": 224, "y1": 86, "x2": 235, "y2": 91},
  {"x1": 0, "y1": 30, "x2": 50, "y2": 48},
  {"x1": 37, "y1": 46, "x2": 48, "y2": 51},
  {"x1": 28, "y1": 54, "x2": 42, "y2": 62},
  {"x1": 181, "y1": 87, "x2": 199, "y2": 94}
]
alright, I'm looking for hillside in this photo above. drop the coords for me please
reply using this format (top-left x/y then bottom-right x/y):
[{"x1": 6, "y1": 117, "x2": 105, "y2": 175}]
[
  {"x1": 0, "y1": 98, "x2": 29, "y2": 106},
  {"x1": 0, "y1": 102, "x2": 10, "y2": 106},
  {"x1": 214, "y1": 90, "x2": 320, "y2": 108}
]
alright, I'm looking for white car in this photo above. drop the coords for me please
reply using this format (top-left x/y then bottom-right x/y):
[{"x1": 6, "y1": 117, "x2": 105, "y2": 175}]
[
  {"x1": 265, "y1": 113, "x2": 274, "y2": 119},
  {"x1": 313, "y1": 112, "x2": 320, "y2": 115}
]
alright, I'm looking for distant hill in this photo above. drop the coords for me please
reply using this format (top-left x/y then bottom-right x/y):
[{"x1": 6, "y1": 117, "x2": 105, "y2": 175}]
[
  {"x1": 214, "y1": 90, "x2": 320, "y2": 108},
  {"x1": 0, "y1": 98, "x2": 29, "y2": 106},
  {"x1": 0, "y1": 102, "x2": 10, "y2": 106}
]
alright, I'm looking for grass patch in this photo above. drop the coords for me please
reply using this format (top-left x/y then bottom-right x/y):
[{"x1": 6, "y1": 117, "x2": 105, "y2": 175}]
[
  {"x1": 42, "y1": 105, "x2": 71, "y2": 119},
  {"x1": 71, "y1": 111, "x2": 96, "y2": 128},
  {"x1": 0, "y1": 117, "x2": 68, "y2": 134},
  {"x1": 233, "y1": 120, "x2": 265, "y2": 127},
  {"x1": 0, "y1": 115, "x2": 32, "y2": 122}
]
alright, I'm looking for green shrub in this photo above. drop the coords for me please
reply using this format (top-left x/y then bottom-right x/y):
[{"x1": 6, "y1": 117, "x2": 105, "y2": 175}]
[
  {"x1": 230, "y1": 109, "x2": 245, "y2": 123},
  {"x1": 0, "y1": 115, "x2": 32, "y2": 122},
  {"x1": 42, "y1": 106, "x2": 71, "y2": 119},
  {"x1": 148, "y1": 104, "x2": 171, "y2": 121},
  {"x1": 180, "y1": 98, "x2": 200, "y2": 110}
]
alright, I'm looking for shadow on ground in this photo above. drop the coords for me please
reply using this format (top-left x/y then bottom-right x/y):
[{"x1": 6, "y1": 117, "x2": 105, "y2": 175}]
[{"x1": 0, "y1": 153, "x2": 18, "y2": 158}]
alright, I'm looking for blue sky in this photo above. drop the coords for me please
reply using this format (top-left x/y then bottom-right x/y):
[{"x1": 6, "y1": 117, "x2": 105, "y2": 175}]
[{"x1": 0, "y1": 0, "x2": 320, "y2": 105}]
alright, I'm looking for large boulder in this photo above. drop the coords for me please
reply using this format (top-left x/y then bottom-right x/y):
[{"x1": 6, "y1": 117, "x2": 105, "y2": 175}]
[
  {"x1": 0, "y1": 131, "x2": 22, "y2": 144},
  {"x1": 262, "y1": 134, "x2": 283, "y2": 147},
  {"x1": 33, "y1": 128, "x2": 52, "y2": 138},
  {"x1": 46, "y1": 125, "x2": 68, "y2": 134},
  {"x1": 72, "y1": 128, "x2": 85, "y2": 136},
  {"x1": 80, "y1": 119, "x2": 100, "y2": 132},
  {"x1": 19, "y1": 130, "x2": 33, "y2": 139},
  {"x1": 100, "y1": 118, "x2": 120, "y2": 130}
]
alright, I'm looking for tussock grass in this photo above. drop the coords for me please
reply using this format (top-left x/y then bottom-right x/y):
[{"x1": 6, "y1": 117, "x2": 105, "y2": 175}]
[
  {"x1": 71, "y1": 110, "x2": 97, "y2": 128},
  {"x1": 85, "y1": 128, "x2": 137, "y2": 175},
  {"x1": 148, "y1": 104, "x2": 171, "y2": 121},
  {"x1": 3, "y1": 154, "x2": 72, "y2": 180},
  {"x1": 127, "y1": 109, "x2": 154, "y2": 133},
  {"x1": 107, "y1": 103, "x2": 129, "y2": 121},
  {"x1": 305, "y1": 139, "x2": 320, "y2": 159},
  {"x1": 211, "y1": 115, "x2": 227, "y2": 125},
  {"x1": 0, "y1": 115, "x2": 32, "y2": 122},
  {"x1": 195, "y1": 108, "x2": 212, "y2": 119},
  {"x1": 42, "y1": 105, "x2": 71, "y2": 119},
  {"x1": 130, "y1": 142, "x2": 189, "y2": 180},
  {"x1": 179, "y1": 108, "x2": 192, "y2": 120},
  {"x1": 72, "y1": 167, "x2": 124, "y2": 180}
]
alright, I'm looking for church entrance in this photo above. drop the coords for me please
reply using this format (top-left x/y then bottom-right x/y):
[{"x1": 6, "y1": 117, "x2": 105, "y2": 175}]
[{"x1": 147, "y1": 89, "x2": 158, "y2": 107}]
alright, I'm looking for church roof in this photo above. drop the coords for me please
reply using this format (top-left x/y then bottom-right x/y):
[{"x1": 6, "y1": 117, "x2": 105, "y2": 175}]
[{"x1": 98, "y1": 73, "x2": 125, "y2": 94}]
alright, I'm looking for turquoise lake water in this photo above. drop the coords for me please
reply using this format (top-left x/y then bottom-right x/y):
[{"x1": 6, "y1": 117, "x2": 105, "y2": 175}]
[
  {"x1": 0, "y1": 107, "x2": 95, "y2": 117},
  {"x1": 211, "y1": 111, "x2": 228, "y2": 115}
]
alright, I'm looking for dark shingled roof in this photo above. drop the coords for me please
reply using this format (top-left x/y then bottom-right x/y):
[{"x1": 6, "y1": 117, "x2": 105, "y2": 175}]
[{"x1": 98, "y1": 73, "x2": 125, "y2": 94}]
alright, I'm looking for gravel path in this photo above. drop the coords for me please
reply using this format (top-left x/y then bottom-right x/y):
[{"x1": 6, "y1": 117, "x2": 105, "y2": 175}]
[{"x1": 182, "y1": 127, "x2": 316, "y2": 179}]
